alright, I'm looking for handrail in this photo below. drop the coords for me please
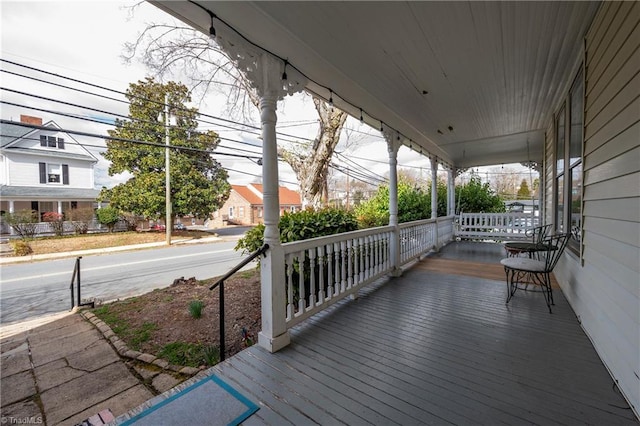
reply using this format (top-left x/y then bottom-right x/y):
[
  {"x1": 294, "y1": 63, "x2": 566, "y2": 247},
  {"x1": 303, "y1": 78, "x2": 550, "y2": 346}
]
[
  {"x1": 209, "y1": 243, "x2": 269, "y2": 361},
  {"x1": 209, "y1": 244, "x2": 269, "y2": 291}
]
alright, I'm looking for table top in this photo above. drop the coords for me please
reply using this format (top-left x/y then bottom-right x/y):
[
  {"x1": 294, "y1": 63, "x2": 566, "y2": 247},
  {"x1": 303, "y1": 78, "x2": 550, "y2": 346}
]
[{"x1": 504, "y1": 242, "x2": 554, "y2": 252}]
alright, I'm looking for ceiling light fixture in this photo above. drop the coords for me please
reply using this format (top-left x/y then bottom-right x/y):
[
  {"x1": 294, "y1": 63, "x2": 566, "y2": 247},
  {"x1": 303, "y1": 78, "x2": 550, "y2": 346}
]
[
  {"x1": 282, "y1": 60, "x2": 288, "y2": 80},
  {"x1": 359, "y1": 108, "x2": 363, "y2": 122},
  {"x1": 329, "y1": 90, "x2": 334, "y2": 107}
]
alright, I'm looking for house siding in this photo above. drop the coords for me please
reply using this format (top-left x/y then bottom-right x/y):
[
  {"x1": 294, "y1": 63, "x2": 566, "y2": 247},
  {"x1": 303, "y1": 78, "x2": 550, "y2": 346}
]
[
  {"x1": 6, "y1": 153, "x2": 94, "y2": 189},
  {"x1": 552, "y1": 1, "x2": 640, "y2": 416}
]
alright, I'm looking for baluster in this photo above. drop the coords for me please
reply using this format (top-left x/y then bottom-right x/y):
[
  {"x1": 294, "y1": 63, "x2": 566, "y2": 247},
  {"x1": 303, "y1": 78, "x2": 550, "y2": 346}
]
[
  {"x1": 345, "y1": 239, "x2": 352, "y2": 288},
  {"x1": 298, "y1": 250, "x2": 306, "y2": 315},
  {"x1": 332, "y1": 242, "x2": 342, "y2": 296},
  {"x1": 323, "y1": 244, "x2": 331, "y2": 302},
  {"x1": 340, "y1": 241, "x2": 347, "y2": 292},
  {"x1": 286, "y1": 253, "x2": 294, "y2": 321},
  {"x1": 309, "y1": 248, "x2": 317, "y2": 310},
  {"x1": 316, "y1": 244, "x2": 322, "y2": 305}
]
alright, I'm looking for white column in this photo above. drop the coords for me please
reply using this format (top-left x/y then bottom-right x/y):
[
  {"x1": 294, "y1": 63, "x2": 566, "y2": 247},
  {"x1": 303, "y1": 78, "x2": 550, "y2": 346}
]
[
  {"x1": 447, "y1": 167, "x2": 456, "y2": 216},
  {"x1": 430, "y1": 157, "x2": 438, "y2": 219},
  {"x1": 431, "y1": 157, "x2": 440, "y2": 250},
  {"x1": 9, "y1": 200, "x2": 14, "y2": 214},
  {"x1": 213, "y1": 29, "x2": 306, "y2": 353},
  {"x1": 385, "y1": 132, "x2": 401, "y2": 276},
  {"x1": 57, "y1": 201, "x2": 62, "y2": 215}
]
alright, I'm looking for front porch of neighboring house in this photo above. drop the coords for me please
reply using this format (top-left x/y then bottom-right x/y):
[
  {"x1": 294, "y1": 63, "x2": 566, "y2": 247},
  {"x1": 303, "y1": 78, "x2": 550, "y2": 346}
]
[{"x1": 117, "y1": 238, "x2": 636, "y2": 425}]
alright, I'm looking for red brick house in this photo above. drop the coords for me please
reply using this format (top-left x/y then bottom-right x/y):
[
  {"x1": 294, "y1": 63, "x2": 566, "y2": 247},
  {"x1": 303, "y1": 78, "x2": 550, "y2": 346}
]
[{"x1": 209, "y1": 184, "x2": 302, "y2": 227}]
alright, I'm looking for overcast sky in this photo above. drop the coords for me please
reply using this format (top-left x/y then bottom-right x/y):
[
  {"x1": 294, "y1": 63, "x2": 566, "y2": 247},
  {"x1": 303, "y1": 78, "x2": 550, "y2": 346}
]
[{"x1": 1, "y1": 1, "x2": 528, "y2": 193}]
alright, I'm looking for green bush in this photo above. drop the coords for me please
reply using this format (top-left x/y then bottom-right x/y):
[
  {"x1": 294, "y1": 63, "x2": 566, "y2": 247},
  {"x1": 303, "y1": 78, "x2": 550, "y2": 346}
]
[
  {"x1": 11, "y1": 240, "x2": 33, "y2": 256},
  {"x1": 235, "y1": 208, "x2": 358, "y2": 255},
  {"x1": 95, "y1": 206, "x2": 120, "y2": 232}
]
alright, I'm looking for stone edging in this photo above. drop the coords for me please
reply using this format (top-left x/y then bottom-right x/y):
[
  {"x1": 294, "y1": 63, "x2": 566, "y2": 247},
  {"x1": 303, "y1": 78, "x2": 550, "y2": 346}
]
[{"x1": 81, "y1": 311, "x2": 202, "y2": 376}]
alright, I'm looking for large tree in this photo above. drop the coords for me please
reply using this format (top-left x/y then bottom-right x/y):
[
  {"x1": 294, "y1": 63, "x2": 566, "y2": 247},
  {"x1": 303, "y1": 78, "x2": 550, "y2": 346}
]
[
  {"x1": 123, "y1": 19, "x2": 348, "y2": 207},
  {"x1": 101, "y1": 78, "x2": 230, "y2": 225}
]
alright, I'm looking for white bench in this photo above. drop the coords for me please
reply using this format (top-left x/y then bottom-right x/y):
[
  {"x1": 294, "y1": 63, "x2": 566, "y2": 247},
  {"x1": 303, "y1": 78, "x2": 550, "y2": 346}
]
[{"x1": 455, "y1": 212, "x2": 539, "y2": 241}]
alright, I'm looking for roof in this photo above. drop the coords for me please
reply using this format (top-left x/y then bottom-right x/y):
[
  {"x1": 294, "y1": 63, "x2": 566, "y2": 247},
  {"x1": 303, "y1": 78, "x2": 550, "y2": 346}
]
[
  {"x1": 0, "y1": 119, "x2": 98, "y2": 162},
  {"x1": 0, "y1": 185, "x2": 101, "y2": 200},
  {"x1": 231, "y1": 184, "x2": 301, "y2": 206}
]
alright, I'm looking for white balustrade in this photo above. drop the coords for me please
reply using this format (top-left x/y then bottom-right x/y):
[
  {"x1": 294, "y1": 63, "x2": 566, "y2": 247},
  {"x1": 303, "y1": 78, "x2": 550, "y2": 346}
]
[
  {"x1": 456, "y1": 212, "x2": 539, "y2": 240},
  {"x1": 282, "y1": 226, "x2": 393, "y2": 328}
]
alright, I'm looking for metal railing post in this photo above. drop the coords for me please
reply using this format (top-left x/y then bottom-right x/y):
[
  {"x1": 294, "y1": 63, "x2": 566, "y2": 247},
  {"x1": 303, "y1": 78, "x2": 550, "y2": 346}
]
[
  {"x1": 76, "y1": 256, "x2": 82, "y2": 307},
  {"x1": 219, "y1": 280, "x2": 225, "y2": 361}
]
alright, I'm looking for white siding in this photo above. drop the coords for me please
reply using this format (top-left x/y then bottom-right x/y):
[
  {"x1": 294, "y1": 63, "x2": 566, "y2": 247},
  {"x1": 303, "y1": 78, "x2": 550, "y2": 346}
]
[
  {"x1": 552, "y1": 1, "x2": 640, "y2": 416},
  {"x1": 6, "y1": 152, "x2": 94, "y2": 189}
]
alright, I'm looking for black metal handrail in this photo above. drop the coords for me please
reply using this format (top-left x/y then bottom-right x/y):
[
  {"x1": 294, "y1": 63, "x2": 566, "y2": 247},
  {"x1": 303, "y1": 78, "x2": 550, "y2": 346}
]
[
  {"x1": 209, "y1": 243, "x2": 269, "y2": 361},
  {"x1": 69, "y1": 256, "x2": 94, "y2": 310}
]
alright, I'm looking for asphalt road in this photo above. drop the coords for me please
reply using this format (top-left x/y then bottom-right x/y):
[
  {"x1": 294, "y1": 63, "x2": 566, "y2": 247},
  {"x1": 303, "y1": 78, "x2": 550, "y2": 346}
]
[{"x1": 0, "y1": 240, "x2": 251, "y2": 325}]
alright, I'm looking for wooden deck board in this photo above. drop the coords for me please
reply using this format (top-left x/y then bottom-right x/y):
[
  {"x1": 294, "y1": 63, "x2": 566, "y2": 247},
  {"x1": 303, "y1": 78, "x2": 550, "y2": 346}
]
[{"x1": 202, "y1": 242, "x2": 636, "y2": 425}]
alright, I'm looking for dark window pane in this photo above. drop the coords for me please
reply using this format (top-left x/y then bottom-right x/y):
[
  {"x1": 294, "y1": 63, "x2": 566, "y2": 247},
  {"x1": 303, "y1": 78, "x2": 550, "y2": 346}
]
[
  {"x1": 569, "y1": 70, "x2": 583, "y2": 166},
  {"x1": 39, "y1": 162, "x2": 46, "y2": 183},
  {"x1": 47, "y1": 136, "x2": 57, "y2": 147},
  {"x1": 40, "y1": 135, "x2": 47, "y2": 147},
  {"x1": 556, "y1": 175, "x2": 564, "y2": 232},
  {"x1": 570, "y1": 164, "x2": 582, "y2": 241},
  {"x1": 57, "y1": 138, "x2": 65, "y2": 149},
  {"x1": 62, "y1": 164, "x2": 69, "y2": 185},
  {"x1": 556, "y1": 105, "x2": 565, "y2": 174}
]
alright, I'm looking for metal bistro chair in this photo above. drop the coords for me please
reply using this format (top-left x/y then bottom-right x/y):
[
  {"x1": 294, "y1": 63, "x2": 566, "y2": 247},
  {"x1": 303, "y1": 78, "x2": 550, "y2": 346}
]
[
  {"x1": 503, "y1": 223, "x2": 552, "y2": 258},
  {"x1": 500, "y1": 232, "x2": 571, "y2": 313}
]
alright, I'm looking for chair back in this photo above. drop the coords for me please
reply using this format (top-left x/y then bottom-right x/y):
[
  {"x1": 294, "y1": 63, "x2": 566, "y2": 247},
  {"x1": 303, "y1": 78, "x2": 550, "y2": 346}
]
[
  {"x1": 541, "y1": 232, "x2": 571, "y2": 272},
  {"x1": 528, "y1": 224, "x2": 552, "y2": 244}
]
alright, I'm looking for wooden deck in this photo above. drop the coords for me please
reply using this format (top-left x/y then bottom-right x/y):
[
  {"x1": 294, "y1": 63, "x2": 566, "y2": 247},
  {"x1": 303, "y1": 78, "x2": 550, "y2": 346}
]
[{"x1": 168, "y1": 242, "x2": 637, "y2": 424}]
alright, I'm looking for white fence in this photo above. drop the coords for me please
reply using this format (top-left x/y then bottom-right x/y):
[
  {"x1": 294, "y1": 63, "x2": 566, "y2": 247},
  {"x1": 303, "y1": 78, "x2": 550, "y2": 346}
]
[
  {"x1": 282, "y1": 226, "x2": 394, "y2": 328},
  {"x1": 281, "y1": 216, "x2": 457, "y2": 329},
  {"x1": 1, "y1": 219, "x2": 129, "y2": 237},
  {"x1": 456, "y1": 212, "x2": 539, "y2": 241}
]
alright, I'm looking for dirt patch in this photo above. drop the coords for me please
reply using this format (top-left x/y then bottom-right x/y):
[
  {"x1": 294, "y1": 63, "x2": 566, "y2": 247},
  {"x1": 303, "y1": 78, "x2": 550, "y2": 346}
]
[{"x1": 92, "y1": 268, "x2": 261, "y2": 367}]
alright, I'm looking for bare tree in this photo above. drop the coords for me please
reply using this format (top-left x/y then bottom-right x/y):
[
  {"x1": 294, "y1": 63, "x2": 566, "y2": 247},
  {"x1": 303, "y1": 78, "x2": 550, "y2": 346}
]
[{"x1": 123, "y1": 18, "x2": 348, "y2": 207}]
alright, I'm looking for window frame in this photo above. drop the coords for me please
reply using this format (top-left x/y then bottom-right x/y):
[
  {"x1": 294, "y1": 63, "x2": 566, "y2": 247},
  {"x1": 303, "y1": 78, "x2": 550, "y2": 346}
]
[{"x1": 553, "y1": 66, "x2": 584, "y2": 258}]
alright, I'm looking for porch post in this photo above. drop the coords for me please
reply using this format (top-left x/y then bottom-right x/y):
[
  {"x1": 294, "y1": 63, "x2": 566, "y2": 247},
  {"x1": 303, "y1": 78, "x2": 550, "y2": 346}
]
[
  {"x1": 431, "y1": 157, "x2": 440, "y2": 249},
  {"x1": 57, "y1": 201, "x2": 62, "y2": 215},
  {"x1": 385, "y1": 130, "x2": 401, "y2": 276},
  {"x1": 9, "y1": 200, "x2": 14, "y2": 214},
  {"x1": 447, "y1": 167, "x2": 456, "y2": 216},
  {"x1": 211, "y1": 27, "x2": 306, "y2": 353}
]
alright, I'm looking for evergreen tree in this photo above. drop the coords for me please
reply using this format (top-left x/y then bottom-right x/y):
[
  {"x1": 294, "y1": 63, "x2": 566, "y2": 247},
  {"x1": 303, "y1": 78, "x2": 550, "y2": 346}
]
[{"x1": 101, "y1": 78, "x2": 230, "y2": 224}]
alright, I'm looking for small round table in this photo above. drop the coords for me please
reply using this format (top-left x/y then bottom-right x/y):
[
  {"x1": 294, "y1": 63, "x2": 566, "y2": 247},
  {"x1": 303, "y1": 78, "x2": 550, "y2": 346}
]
[{"x1": 503, "y1": 241, "x2": 552, "y2": 258}]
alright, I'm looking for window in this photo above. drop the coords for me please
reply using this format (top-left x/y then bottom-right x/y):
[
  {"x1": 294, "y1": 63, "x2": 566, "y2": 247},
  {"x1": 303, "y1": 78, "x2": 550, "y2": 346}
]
[
  {"x1": 39, "y1": 135, "x2": 65, "y2": 149},
  {"x1": 257, "y1": 207, "x2": 263, "y2": 218},
  {"x1": 554, "y1": 67, "x2": 584, "y2": 255},
  {"x1": 238, "y1": 207, "x2": 244, "y2": 218},
  {"x1": 229, "y1": 207, "x2": 234, "y2": 218},
  {"x1": 39, "y1": 162, "x2": 69, "y2": 185},
  {"x1": 555, "y1": 105, "x2": 566, "y2": 233}
]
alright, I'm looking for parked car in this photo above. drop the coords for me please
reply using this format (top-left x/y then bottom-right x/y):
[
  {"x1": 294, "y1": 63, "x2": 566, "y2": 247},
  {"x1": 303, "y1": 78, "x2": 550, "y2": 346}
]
[
  {"x1": 174, "y1": 222, "x2": 186, "y2": 230},
  {"x1": 151, "y1": 223, "x2": 166, "y2": 231}
]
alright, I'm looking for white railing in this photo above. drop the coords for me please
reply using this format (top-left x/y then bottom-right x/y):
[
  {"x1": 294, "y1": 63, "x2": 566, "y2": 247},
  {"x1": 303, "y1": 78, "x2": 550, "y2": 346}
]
[
  {"x1": 2, "y1": 219, "x2": 129, "y2": 237},
  {"x1": 438, "y1": 215, "x2": 455, "y2": 246},
  {"x1": 282, "y1": 226, "x2": 394, "y2": 328},
  {"x1": 399, "y1": 218, "x2": 436, "y2": 265},
  {"x1": 456, "y1": 212, "x2": 539, "y2": 241}
]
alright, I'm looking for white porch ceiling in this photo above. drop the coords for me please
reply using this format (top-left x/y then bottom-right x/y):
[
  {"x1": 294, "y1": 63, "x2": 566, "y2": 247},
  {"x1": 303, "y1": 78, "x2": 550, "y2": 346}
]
[{"x1": 151, "y1": 1, "x2": 600, "y2": 169}]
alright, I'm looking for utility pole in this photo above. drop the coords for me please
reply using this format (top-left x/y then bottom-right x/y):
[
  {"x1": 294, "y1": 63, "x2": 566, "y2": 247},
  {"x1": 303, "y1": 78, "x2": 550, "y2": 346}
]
[{"x1": 163, "y1": 93, "x2": 172, "y2": 246}]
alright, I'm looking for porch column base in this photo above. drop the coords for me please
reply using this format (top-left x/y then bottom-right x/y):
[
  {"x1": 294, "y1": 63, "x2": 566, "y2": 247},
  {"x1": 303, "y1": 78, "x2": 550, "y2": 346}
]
[
  {"x1": 391, "y1": 266, "x2": 403, "y2": 278},
  {"x1": 258, "y1": 330, "x2": 291, "y2": 353}
]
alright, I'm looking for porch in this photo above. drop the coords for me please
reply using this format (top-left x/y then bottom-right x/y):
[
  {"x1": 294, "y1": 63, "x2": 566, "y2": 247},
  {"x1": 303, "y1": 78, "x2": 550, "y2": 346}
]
[{"x1": 120, "y1": 241, "x2": 635, "y2": 425}]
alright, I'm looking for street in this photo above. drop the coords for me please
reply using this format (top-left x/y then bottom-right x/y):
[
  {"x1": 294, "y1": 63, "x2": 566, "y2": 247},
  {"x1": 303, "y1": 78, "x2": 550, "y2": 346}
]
[{"x1": 0, "y1": 240, "x2": 251, "y2": 324}]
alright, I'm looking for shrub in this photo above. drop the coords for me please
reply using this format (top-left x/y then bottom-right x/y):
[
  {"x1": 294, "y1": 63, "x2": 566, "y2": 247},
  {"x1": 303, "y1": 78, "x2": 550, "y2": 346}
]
[
  {"x1": 66, "y1": 207, "x2": 95, "y2": 234},
  {"x1": 11, "y1": 240, "x2": 33, "y2": 256},
  {"x1": 4, "y1": 210, "x2": 39, "y2": 240},
  {"x1": 43, "y1": 211, "x2": 64, "y2": 236},
  {"x1": 120, "y1": 212, "x2": 142, "y2": 231},
  {"x1": 235, "y1": 208, "x2": 358, "y2": 255},
  {"x1": 95, "y1": 206, "x2": 120, "y2": 232},
  {"x1": 188, "y1": 300, "x2": 204, "y2": 319}
]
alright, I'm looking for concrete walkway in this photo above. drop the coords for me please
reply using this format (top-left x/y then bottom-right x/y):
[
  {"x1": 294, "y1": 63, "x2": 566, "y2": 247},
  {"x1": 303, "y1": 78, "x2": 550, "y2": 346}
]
[{"x1": 1, "y1": 314, "x2": 154, "y2": 425}]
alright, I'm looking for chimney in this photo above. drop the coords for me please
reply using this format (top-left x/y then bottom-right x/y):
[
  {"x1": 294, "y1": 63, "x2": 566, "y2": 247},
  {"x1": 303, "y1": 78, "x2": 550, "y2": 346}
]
[{"x1": 20, "y1": 115, "x2": 43, "y2": 126}]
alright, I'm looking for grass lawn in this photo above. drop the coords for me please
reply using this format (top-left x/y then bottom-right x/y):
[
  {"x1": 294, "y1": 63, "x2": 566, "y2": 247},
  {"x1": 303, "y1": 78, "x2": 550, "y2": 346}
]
[{"x1": 16, "y1": 230, "x2": 213, "y2": 255}]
